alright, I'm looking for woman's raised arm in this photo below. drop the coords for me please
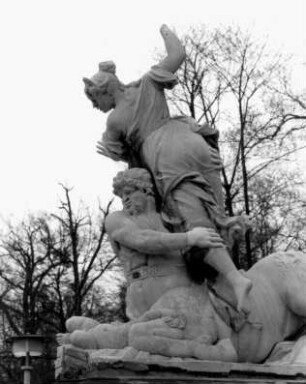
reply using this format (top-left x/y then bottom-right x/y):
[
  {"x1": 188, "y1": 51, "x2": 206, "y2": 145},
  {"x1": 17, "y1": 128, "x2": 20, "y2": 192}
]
[{"x1": 158, "y1": 24, "x2": 186, "y2": 73}]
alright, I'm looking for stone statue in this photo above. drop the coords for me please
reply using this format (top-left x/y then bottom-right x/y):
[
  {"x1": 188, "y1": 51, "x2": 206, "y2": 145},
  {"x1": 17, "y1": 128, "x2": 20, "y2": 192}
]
[
  {"x1": 57, "y1": 169, "x2": 306, "y2": 364},
  {"x1": 106, "y1": 168, "x2": 226, "y2": 320},
  {"x1": 129, "y1": 250, "x2": 306, "y2": 363},
  {"x1": 83, "y1": 25, "x2": 252, "y2": 315},
  {"x1": 56, "y1": 168, "x2": 225, "y2": 349},
  {"x1": 56, "y1": 25, "x2": 306, "y2": 376}
]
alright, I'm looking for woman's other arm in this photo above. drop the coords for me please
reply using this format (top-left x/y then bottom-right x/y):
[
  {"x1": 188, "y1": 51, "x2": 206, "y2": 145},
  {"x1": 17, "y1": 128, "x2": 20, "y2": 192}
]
[{"x1": 158, "y1": 24, "x2": 186, "y2": 73}]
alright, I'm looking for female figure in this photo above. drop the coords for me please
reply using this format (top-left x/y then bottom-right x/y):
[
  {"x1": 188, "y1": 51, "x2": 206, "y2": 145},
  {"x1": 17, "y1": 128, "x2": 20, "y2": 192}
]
[{"x1": 83, "y1": 25, "x2": 252, "y2": 314}]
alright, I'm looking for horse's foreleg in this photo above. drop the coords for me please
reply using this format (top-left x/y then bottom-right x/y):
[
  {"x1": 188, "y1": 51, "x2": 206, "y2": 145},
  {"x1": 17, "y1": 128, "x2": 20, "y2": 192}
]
[{"x1": 193, "y1": 338, "x2": 238, "y2": 362}]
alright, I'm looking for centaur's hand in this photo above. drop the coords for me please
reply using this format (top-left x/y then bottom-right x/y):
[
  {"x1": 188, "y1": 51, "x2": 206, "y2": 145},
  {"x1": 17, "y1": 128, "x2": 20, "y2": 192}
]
[{"x1": 187, "y1": 227, "x2": 224, "y2": 249}]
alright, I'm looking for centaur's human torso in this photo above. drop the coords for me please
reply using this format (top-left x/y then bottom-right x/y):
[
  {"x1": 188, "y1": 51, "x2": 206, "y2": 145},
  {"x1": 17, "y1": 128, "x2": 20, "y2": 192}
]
[{"x1": 113, "y1": 211, "x2": 190, "y2": 320}]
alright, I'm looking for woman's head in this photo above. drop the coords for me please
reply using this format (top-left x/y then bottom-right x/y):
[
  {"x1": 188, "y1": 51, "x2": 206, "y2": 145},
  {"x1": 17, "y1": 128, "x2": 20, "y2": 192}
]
[{"x1": 83, "y1": 61, "x2": 124, "y2": 112}]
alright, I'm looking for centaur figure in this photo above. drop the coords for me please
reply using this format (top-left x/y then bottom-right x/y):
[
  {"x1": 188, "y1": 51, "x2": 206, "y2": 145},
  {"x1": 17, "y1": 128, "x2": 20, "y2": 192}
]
[{"x1": 58, "y1": 169, "x2": 306, "y2": 363}]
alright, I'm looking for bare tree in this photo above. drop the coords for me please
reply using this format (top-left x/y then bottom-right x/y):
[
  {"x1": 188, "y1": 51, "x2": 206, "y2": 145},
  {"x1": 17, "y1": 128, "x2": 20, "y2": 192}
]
[
  {"x1": 0, "y1": 185, "x2": 116, "y2": 334},
  {"x1": 45, "y1": 184, "x2": 117, "y2": 325},
  {"x1": 0, "y1": 187, "x2": 117, "y2": 381},
  {"x1": 0, "y1": 215, "x2": 62, "y2": 335},
  {"x1": 168, "y1": 25, "x2": 306, "y2": 267}
]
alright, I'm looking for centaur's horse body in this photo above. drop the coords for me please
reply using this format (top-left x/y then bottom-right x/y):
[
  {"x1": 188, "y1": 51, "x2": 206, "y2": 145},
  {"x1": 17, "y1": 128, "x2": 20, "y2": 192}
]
[
  {"x1": 231, "y1": 251, "x2": 306, "y2": 361},
  {"x1": 130, "y1": 251, "x2": 306, "y2": 363},
  {"x1": 61, "y1": 251, "x2": 306, "y2": 363}
]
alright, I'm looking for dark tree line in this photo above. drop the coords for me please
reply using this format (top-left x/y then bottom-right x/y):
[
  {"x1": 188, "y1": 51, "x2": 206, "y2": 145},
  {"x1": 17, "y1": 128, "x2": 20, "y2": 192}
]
[{"x1": 0, "y1": 185, "x2": 124, "y2": 383}]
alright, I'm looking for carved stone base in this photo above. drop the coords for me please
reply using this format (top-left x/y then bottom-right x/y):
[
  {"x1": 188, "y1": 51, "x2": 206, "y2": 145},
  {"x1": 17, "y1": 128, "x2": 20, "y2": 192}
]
[
  {"x1": 55, "y1": 344, "x2": 90, "y2": 379},
  {"x1": 55, "y1": 373, "x2": 306, "y2": 384},
  {"x1": 55, "y1": 338, "x2": 306, "y2": 383}
]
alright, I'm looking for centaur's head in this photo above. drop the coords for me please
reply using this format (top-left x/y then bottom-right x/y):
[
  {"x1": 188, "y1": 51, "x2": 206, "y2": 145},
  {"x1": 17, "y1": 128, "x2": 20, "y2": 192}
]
[{"x1": 112, "y1": 168, "x2": 156, "y2": 216}]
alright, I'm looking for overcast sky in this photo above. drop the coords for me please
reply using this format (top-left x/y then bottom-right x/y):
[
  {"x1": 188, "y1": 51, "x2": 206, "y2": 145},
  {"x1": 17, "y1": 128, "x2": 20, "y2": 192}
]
[{"x1": 0, "y1": 0, "x2": 305, "y2": 222}]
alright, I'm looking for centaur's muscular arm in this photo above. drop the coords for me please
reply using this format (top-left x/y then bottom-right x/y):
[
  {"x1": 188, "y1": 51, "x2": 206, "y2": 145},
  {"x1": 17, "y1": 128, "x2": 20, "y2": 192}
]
[
  {"x1": 106, "y1": 212, "x2": 188, "y2": 254},
  {"x1": 106, "y1": 212, "x2": 224, "y2": 255}
]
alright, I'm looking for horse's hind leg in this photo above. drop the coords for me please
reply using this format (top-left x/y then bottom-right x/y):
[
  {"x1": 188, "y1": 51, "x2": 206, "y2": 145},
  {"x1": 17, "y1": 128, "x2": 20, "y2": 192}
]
[
  {"x1": 272, "y1": 252, "x2": 306, "y2": 318},
  {"x1": 285, "y1": 266, "x2": 306, "y2": 318},
  {"x1": 286, "y1": 288, "x2": 306, "y2": 318}
]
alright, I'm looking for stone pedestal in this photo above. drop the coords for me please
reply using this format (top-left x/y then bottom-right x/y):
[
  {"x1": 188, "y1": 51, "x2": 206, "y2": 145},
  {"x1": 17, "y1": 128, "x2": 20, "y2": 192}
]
[{"x1": 55, "y1": 339, "x2": 306, "y2": 384}]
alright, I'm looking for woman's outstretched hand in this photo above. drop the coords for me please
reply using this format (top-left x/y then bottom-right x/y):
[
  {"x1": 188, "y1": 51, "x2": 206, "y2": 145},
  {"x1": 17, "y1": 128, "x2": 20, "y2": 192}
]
[
  {"x1": 96, "y1": 140, "x2": 108, "y2": 157},
  {"x1": 158, "y1": 24, "x2": 186, "y2": 74},
  {"x1": 160, "y1": 24, "x2": 170, "y2": 36},
  {"x1": 96, "y1": 140, "x2": 121, "y2": 160}
]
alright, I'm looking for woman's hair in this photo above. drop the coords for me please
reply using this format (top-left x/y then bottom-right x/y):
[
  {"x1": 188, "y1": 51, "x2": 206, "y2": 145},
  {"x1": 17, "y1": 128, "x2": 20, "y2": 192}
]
[
  {"x1": 83, "y1": 61, "x2": 124, "y2": 103},
  {"x1": 112, "y1": 168, "x2": 154, "y2": 198}
]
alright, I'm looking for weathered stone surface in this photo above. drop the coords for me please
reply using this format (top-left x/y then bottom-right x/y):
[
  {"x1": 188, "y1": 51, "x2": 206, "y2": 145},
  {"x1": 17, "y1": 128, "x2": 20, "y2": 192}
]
[
  {"x1": 83, "y1": 373, "x2": 306, "y2": 384},
  {"x1": 266, "y1": 336, "x2": 306, "y2": 365},
  {"x1": 55, "y1": 344, "x2": 306, "y2": 381},
  {"x1": 89, "y1": 347, "x2": 306, "y2": 376},
  {"x1": 56, "y1": 24, "x2": 306, "y2": 383},
  {"x1": 57, "y1": 248, "x2": 306, "y2": 364},
  {"x1": 55, "y1": 345, "x2": 90, "y2": 379}
]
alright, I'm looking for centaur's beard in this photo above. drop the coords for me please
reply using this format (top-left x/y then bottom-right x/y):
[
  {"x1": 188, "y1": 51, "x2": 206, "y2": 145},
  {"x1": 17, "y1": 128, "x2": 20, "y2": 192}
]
[{"x1": 123, "y1": 204, "x2": 144, "y2": 216}]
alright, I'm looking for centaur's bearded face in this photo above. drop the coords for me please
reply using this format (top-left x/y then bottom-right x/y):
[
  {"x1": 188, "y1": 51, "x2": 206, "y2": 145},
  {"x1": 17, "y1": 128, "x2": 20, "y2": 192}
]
[{"x1": 121, "y1": 185, "x2": 149, "y2": 216}]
